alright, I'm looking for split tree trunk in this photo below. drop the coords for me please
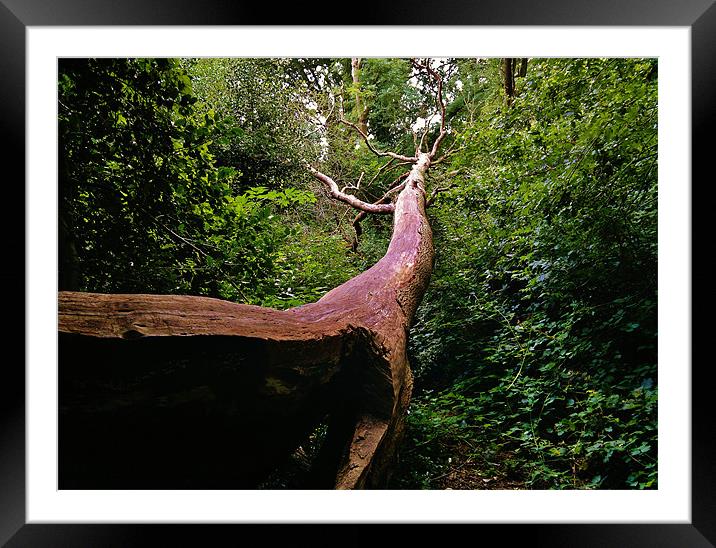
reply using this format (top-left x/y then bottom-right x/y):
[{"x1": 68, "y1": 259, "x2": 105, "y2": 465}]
[{"x1": 58, "y1": 153, "x2": 435, "y2": 489}]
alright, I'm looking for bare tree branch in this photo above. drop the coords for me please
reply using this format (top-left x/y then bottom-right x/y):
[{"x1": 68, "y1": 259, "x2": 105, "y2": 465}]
[
  {"x1": 366, "y1": 158, "x2": 412, "y2": 190},
  {"x1": 341, "y1": 171, "x2": 364, "y2": 194},
  {"x1": 338, "y1": 117, "x2": 416, "y2": 162},
  {"x1": 409, "y1": 58, "x2": 425, "y2": 73},
  {"x1": 303, "y1": 98, "x2": 335, "y2": 139},
  {"x1": 426, "y1": 174, "x2": 460, "y2": 207},
  {"x1": 423, "y1": 61, "x2": 448, "y2": 159},
  {"x1": 351, "y1": 171, "x2": 410, "y2": 250},
  {"x1": 309, "y1": 166, "x2": 396, "y2": 214},
  {"x1": 432, "y1": 142, "x2": 466, "y2": 166},
  {"x1": 311, "y1": 58, "x2": 450, "y2": 221},
  {"x1": 417, "y1": 119, "x2": 431, "y2": 155}
]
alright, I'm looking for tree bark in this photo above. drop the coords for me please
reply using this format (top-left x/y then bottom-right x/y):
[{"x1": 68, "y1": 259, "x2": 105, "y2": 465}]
[
  {"x1": 502, "y1": 58, "x2": 516, "y2": 106},
  {"x1": 58, "y1": 153, "x2": 434, "y2": 489},
  {"x1": 518, "y1": 58, "x2": 528, "y2": 78},
  {"x1": 351, "y1": 58, "x2": 369, "y2": 135}
]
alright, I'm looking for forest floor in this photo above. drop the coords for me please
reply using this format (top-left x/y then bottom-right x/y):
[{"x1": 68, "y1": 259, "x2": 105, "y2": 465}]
[
  {"x1": 259, "y1": 435, "x2": 527, "y2": 490},
  {"x1": 431, "y1": 441, "x2": 525, "y2": 490}
]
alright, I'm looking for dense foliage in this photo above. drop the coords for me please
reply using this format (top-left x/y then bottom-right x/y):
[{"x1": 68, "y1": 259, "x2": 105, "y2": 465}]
[
  {"x1": 392, "y1": 58, "x2": 658, "y2": 489},
  {"x1": 59, "y1": 58, "x2": 357, "y2": 306},
  {"x1": 59, "y1": 57, "x2": 658, "y2": 490}
]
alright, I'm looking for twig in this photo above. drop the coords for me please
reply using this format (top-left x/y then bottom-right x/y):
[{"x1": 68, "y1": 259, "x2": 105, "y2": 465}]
[
  {"x1": 423, "y1": 61, "x2": 448, "y2": 159},
  {"x1": 338, "y1": 116, "x2": 415, "y2": 163},
  {"x1": 429, "y1": 457, "x2": 473, "y2": 482},
  {"x1": 426, "y1": 179, "x2": 459, "y2": 207},
  {"x1": 351, "y1": 172, "x2": 410, "y2": 250}
]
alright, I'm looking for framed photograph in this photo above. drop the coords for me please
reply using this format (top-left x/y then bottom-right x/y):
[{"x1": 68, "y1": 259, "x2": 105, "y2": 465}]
[{"x1": 4, "y1": 0, "x2": 711, "y2": 545}]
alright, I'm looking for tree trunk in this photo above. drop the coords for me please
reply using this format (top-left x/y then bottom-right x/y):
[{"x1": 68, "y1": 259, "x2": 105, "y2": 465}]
[
  {"x1": 58, "y1": 153, "x2": 434, "y2": 489},
  {"x1": 351, "y1": 57, "x2": 369, "y2": 135},
  {"x1": 518, "y1": 58, "x2": 528, "y2": 78},
  {"x1": 502, "y1": 58, "x2": 516, "y2": 106}
]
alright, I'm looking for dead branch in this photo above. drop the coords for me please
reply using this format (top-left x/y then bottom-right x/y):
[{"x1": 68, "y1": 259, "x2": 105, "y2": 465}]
[
  {"x1": 433, "y1": 142, "x2": 466, "y2": 166},
  {"x1": 341, "y1": 171, "x2": 364, "y2": 193},
  {"x1": 366, "y1": 158, "x2": 404, "y2": 188},
  {"x1": 410, "y1": 58, "x2": 449, "y2": 160},
  {"x1": 426, "y1": 172, "x2": 460, "y2": 207},
  {"x1": 423, "y1": 61, "x2": 448, "y2": 159},
  {"x1": 417, "y1": 119, "x2": 432, "y2": 156},
  {"x1": 309, "y1": 166, "x2": 396, "y2": 214},
  {"x1": 351, "y1": 172, "x2": 410, "y2": 250},
  {"x1": 338, "y1": 116, "x2": 415, "y2": 163}
]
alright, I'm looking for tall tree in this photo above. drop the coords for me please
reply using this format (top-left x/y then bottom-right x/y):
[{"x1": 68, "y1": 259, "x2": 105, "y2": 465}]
[
  {"x1": 500, "y1": 58, "x2": 528, "y2": 106},
  {"x1": 350, "y1": 57, "x2": 370, "y2": 135}
]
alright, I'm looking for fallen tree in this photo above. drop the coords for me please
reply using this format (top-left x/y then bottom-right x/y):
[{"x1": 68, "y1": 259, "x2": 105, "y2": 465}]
[{"x1": 58, "y1": 59, "x2": 449, "y2": 489}]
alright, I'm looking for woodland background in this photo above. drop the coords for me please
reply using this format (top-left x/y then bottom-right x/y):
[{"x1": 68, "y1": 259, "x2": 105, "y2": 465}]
[{"x1": 58, "y1": 57, "x2": 658, "y2": 489}]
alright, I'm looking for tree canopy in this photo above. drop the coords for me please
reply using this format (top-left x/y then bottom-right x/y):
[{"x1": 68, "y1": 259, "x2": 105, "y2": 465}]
[{"x1": 58, "y1": 56, "x2": 658, "y2": 490}]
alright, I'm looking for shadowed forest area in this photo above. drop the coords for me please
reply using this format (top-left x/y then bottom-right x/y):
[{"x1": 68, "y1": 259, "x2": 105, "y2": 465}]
[{"x1": 59, "y1": 57, "x2": 657, "y2": 489}]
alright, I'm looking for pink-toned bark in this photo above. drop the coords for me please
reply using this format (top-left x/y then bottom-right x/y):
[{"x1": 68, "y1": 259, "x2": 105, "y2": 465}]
[{"x1": 59, "y1": 153, "x2": 435, "y2": 489}]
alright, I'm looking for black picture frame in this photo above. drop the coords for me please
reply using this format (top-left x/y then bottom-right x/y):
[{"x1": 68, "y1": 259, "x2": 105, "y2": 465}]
[{"x1": 3, "y1": 1, "x2": 712, "y2": 545}]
